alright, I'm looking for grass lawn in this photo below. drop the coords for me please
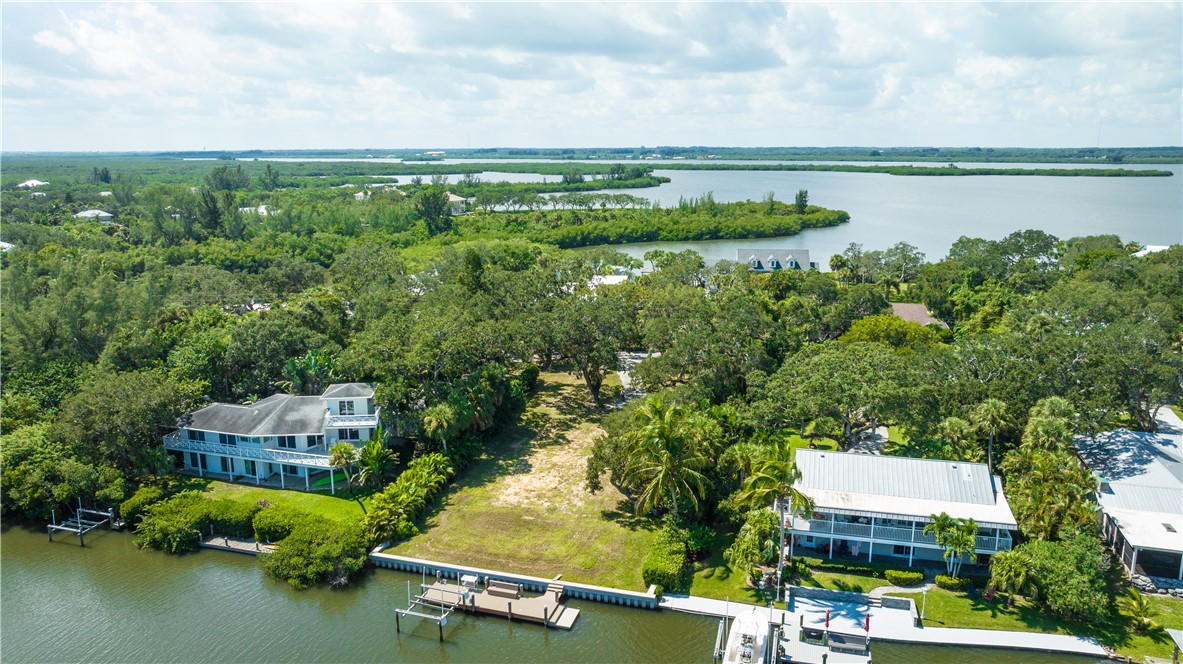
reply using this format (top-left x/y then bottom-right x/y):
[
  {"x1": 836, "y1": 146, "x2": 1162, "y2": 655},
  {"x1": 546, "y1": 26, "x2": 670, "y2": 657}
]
[
  {"x1": 201, "y1": 480, "x2": 371, "y2": 524},
  {"x1": 387, "y1": 371, "x2": 660, "y2": 591},
  {"x1": 1170, "y1": 404, "x2": 1182, "y2": 420},
  {"x1": 887, "y1": 588, "x2": 1183, "y2": 660},
  {"x1": 799, "y1": 571, "x2": 891, "y2": 594},
  {"x1": 689, "y1": 527, "x2": 771, "y2": 604}
]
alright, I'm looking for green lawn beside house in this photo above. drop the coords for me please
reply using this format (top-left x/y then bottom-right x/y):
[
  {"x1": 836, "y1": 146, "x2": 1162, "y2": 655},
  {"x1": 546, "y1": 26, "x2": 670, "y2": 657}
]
[
  {"x1": 887, "y1": 588, "x2": 1183, "y2": 660},
  {"x1": 203, "y1": 480, "x2": 370, "y2": 524}
]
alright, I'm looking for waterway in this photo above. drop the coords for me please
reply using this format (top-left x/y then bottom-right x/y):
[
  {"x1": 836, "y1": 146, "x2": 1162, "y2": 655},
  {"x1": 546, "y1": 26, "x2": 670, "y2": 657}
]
[{"x1": 1, "y1": 527, "x2": 1105, "y2": 663}]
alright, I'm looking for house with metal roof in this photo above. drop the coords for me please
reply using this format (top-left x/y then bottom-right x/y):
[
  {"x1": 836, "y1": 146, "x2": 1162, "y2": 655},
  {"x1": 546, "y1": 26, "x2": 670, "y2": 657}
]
[
  {"x1": 163, "y1": 383, "x2": 378, "y2": 493},
  {"x1": 75, "y1": 209, "x2": 114, "y2": 223},
  {"x1": 735, "y1": 248, "x2": 817, "y2": 272},
  {"x1": 787, "y1": 449, "x2": 1017, "y2": 567},
  {"x1": 1074, "y1": 409, "x2": 1183, "y2": 582}
]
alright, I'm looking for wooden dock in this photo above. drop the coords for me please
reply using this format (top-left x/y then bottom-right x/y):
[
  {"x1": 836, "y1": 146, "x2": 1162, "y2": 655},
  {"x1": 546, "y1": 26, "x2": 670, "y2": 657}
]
[
  {"x1": 418, "y1": 579, "x2": 580, "y2": 630},
  {"x1": 199, "y1": 535, "x2": 276, "y2": 555}
]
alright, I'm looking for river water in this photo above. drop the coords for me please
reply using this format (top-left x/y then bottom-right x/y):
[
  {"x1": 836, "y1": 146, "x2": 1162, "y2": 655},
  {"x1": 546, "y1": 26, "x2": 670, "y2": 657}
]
[{"x1": 1, "y1": 527, "x2": 1105, "y2": 663}]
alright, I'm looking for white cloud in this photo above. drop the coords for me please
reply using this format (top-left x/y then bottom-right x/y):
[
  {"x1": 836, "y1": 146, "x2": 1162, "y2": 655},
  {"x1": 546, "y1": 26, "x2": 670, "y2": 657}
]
[{"x1": 1, "y1": 1, "x2": 1179, "y2": 151}]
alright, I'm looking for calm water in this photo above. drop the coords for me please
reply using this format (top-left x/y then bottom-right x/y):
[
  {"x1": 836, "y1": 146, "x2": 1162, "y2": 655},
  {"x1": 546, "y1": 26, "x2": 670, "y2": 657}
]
[
  {"x1": 0, "y1": 527, "x2": 1104, "y2": 663},
  {"x1": 600, "y1": 166, "x2": 1181, "y2": 264}
]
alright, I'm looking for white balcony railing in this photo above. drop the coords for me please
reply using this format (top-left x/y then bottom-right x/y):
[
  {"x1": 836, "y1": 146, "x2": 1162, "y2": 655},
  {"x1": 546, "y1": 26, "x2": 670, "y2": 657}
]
[
  {"x1": 790, "y1": 515, "x2": 1012, "y2": 553},
  {"x1": 325, "y1": 407, "x2": 380, "y2": 429},
  {"x1": 164, "y1": 432, "x2": 333, "y2": 468}
]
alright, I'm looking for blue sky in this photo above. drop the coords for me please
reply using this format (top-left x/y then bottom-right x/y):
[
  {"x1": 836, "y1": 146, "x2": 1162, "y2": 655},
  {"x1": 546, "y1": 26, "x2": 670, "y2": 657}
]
[{"x1": 3, "y1": 2, "x2": 1180, "y2": 151}]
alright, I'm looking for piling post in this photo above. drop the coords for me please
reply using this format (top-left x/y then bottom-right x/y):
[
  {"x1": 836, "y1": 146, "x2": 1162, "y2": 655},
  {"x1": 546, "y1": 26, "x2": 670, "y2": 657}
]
[
  {"x1": 395, "y1": 611, "x2": 401, "y2": 634},
  {"x1": 438, "y1": 620, "x2": 443, "y2": 642},
  {"x1": 543, "y1": 606, "x2": 549, "y2": 628},
  {"x1": 507, "y1": 601, "x2": 513, "y2": 622}
]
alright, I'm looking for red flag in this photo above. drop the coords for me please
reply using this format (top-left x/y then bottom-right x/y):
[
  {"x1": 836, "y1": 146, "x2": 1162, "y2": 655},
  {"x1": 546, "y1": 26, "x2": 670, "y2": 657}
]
[
  {"x1": 865, "y1": 613, "x2": 871, "y2": 632},
  {"x1": 825, "y1": 609, "x2": 830, "y2": 628}
]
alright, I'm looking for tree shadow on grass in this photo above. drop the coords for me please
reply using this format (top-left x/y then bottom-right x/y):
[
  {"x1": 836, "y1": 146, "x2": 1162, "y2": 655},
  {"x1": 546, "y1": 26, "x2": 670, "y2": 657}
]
[
  {"x1": 957, "y1": 593, "x2": 1135, "y2": 651},
  {"x1": 599, "y1": 499, "x2": 660, "y2": 532}
]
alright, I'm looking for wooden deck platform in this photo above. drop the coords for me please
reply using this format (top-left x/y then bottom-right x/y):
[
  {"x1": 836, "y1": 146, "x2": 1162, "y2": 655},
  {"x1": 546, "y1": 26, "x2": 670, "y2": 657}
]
[
  {"x1": 199, "y1": 535, "x2": 275, "y2": 555},
  {"x1": 419, "y1": 580, "x2": 580, "y2": 630}
]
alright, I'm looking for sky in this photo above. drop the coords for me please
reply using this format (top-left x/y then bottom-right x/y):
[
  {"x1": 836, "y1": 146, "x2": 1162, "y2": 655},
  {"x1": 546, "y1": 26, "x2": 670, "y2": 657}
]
[{"x1": 3, "y1": 2, "x2": 1181, "y2": 152}]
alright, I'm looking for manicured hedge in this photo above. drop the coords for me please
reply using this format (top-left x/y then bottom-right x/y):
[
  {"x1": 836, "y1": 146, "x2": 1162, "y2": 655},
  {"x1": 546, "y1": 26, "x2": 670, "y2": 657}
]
[
  {"x1": 120, "y1": 486, "x2": 166, "y2": 527},
  {"x1": 935, "y1": 574, "x2": 970, "y2": 591},
  {"x1": 642, "y1": 529, "x2": 689, "y2": 594},
  {"x1": 885, "y1": 570, "x2": 924, "y2": 586}
]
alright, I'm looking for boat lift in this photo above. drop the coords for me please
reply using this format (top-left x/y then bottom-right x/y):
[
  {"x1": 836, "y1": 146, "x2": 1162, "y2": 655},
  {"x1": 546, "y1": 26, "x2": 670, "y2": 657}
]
[
  {"x1": 48, "y1": 500, "x2": 114, "y2": 546},
  {"x1": 394, "y1": 571, "x2": 462, "y2": 642}
]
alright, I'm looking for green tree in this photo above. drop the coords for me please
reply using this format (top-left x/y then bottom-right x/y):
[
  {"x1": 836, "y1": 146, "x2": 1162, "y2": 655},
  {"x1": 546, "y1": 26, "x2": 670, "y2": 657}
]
[
  {"x1": 554, "y1": 290, "x2": 634, "y2": 406},
  {"x1": 281, "y1": 349, "x2": 338, "y2": 396},
  {"x1": 413, "y1": 186, "x2": 452, "y2": 235},
  {"x1": 421, "y1": 402, "x2": 458, "y2": 455},
  {"x1": 989, "y1": 549, "x2": 1032, "y2": 606},
  {"x1": 733, "y1": 438, "x2": 813, "y2": 600},
  {"x1": 971, "y1": 398, "x2": 1008, "y2": 472},
  {"x1": 1021, "y1": 533, "x2": 1112, "y2": 624},
  {"x1": 794, "y1": 189, "x2": 809, "y2": 214},
  {"x1": 1117, "y1": 588, "x2": 1159, "y2": 632},
  {"x1": 621, "y1": 397, "x2": 711, "y2": 521},
  {"x1": 329, "y1": 442, "x2": 358, "y2": 491},
  {"x1": 355, "y1": 433, "x2": 398, "y2": 490}
]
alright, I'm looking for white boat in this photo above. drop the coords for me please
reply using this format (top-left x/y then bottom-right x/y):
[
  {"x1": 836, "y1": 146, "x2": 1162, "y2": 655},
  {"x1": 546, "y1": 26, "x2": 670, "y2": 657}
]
[{"x1": 722, "y1": 609, "x2": 768, "y2": 664}]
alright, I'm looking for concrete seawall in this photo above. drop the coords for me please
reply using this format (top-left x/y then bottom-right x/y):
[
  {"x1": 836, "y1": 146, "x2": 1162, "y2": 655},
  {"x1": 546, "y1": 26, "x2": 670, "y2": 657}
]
[{"x1": 369, "y1": 550, "x2": 660, "y2": 609}]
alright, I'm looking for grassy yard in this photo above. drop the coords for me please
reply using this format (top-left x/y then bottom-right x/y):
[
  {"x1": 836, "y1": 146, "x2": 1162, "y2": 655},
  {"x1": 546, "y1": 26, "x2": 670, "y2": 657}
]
[
  {"x1": 799, "y1": 571, "x2": 892, "y2": 594},
  {"x1": 201, "y1": 480, "x2": 371, "y2": 524},
  {"x1": 887, "y1": 587, "x2": 1183, "y2": 660},
  {"x1": 387, "y1": 371, "x2": 660, "y2": 591}
]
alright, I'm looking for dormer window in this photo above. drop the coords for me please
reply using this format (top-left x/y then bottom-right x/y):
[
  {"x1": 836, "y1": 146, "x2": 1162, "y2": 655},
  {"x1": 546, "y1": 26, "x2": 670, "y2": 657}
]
[
  {"x1": 748, "y1": 256, "x2": 761, "y2": 270},
  {"x1": 788, "y1": 259, "x2": 800, "y2": 269},
  {"x1": 339, "y1": 400, "x2": 355, "y2": 416},
  {"x1": 768, "y1": 257, "x2": 781, "y2": 270}
]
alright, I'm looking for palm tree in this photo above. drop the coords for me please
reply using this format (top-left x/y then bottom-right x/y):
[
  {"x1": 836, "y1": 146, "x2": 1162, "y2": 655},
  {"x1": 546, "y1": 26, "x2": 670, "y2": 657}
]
[
  {"x1": 1118, "y1": 587, "x2": 1160, "y2": 632},
  {"x1": 944, "y1": 518, "x2": 978, "y2": 578},
  {"x1": 621, "y1": 397, "x2": 711, "y2": 522},
  {"x1": 924, "y1": 512, "x2": 956, "y2": 549},
  {"x1": 356, "y1": 437, "x2": 398, "y2": 490},
  {"x1": 971, "y1": 398, "x2": 1008, "y2": 472},
  {"x1": 421, "y1": 403, "x2": 458, "y2": 455},
  {"x1": 989, "y1": 549, "x2": 1031, "y2": 606},
  {"x1": 734, "y1": 438, "x2": 813, "y2": 602},
  {"x1": 938, "y1": 416, "x2": 980, "y2": 462},
  {"x1": 329, "y1": 442, "x2": 358, "y2": 491},
  {"x1": 281, "y1": 350, "x2": 338, "y2": 395}
]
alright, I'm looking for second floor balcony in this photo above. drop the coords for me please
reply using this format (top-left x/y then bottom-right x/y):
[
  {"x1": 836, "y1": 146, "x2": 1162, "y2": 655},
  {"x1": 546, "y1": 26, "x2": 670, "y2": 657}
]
[
  {"x1": 789, "y1": 513, "x2": 1013, "y2": 553},
  {"x1": 163, "y1": 432, "x2": 334, "y2": 468},
  {"x1": 325, "y1": 407, "x2": 380, "y2": 429}
]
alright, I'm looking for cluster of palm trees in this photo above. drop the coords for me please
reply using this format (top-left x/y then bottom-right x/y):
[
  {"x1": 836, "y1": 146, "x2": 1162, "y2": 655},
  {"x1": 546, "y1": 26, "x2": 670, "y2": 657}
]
[
  {"x1": 619, "y1": 397, "x2": 813, "y2": 601},
  {"x1": 364, "y1": 453, "x2": 455, "y2": 543},
  {"x1": 280, "y1": 350, "x2": 337, "y2": 396},
  {"x1": 923, "y1": 512, "x2": 979, "y2": 579},
  {"x1": 328, "y1": 425, "x2": 398, "y2": 492}
]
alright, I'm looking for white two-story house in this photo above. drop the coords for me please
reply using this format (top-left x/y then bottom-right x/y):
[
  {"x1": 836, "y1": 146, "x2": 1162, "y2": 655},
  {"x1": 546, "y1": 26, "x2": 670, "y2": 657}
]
[
  {"x1": 788, "y1": 449, "x2": 1018, "y2": 568},
  {"x1": 164, "y1": 383, "x2": 379, "y2": 493}
]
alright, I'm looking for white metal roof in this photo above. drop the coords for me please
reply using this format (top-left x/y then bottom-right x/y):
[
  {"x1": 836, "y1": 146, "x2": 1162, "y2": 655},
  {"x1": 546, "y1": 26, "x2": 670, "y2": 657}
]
[
  {"x1": 794, "y1": 449, "x2": 1018, "y2": 529},
  {"x1": 1077, "y1": 408, "x2": 1183, "y2": 552},
  {"x1": 75, "y1": 209, "x2": 113, "y2": 218},
  {"x1": 17, "y1": 179, "x2": 48, "y2": 188}
]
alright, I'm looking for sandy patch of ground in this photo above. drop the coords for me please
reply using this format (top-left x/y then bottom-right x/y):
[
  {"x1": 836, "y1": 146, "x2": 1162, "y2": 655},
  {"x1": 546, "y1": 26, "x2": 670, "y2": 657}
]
[{"x1": 492, "y1": 422, "x2": 616, "y2": 513}]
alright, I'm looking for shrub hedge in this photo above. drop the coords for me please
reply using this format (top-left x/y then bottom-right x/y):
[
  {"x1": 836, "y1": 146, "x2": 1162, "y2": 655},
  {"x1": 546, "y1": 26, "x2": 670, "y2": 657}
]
[
  {"x1": 885, "y1": 570, "x2": 924, "y2": 586},
  {"x1": 253, "y1": 504, "x2": 310, "y2": 543},
  {"x1": 935, "y1": 574, "x2": 970, "y2": 591},
  {"x1": 134, "y1": 491, "x2": 209, "y2": 554},
  {"x1": 119, "y1": 485, "x2": 165, "y2": 527},
  {"x1": 259, "y1": 519, "x2": 369, "y2": 589},
  {"x1": 642, "y1": 528, "x2": 689, "y2": 594},
  {"x1": 204, "y1": 498, "x2": 260, "y2": 538}
]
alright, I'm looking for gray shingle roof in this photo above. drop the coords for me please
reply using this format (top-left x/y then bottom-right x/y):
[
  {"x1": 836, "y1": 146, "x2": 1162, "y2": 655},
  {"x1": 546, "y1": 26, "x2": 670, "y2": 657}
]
[
  {"x1": 321, "y1": 382, "x2": 374, "y2": 399},
  {"x1": 177, "y1": 394, "x2": 325, "y2": 436}
]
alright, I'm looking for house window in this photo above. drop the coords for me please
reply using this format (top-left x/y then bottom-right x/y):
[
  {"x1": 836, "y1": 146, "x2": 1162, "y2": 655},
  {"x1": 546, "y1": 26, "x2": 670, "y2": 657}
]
[
  {"x1": 278, "y1": 435, "x2": 296, "y2": 449},
  {"x1": 187, "y1": 429, "x2": 206, "y2": 442},
  {"x1": 219, "y1": 433, "x2": 237, "y2": 446},
  {"x1": 244, "y1": 460, "x2": 256, "y2": 476},
  {"x1": 893, "y1": 545, "x2": 909, "y2": 556},
  {"x1": 283, "y1": 464, "x2": 299, "y2": 476},
  {"x1": 219, "y1": 457, "x2": 230, "y2": 473},
  {"x1": 339, "y1": 428, "x2": 359, "y2": 441},
  {"x1": 339, "y1": 400, "x2": 355, "y2": 416},
  {"x1": 308, "y1": 434, "x2": 324, "y2": 448},
  {"x1": 189, "y1": 453, "x2": 200, "y2": 468}
]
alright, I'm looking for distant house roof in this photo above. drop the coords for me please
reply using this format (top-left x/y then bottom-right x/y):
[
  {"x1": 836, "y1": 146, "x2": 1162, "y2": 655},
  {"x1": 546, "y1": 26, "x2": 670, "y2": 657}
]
[
  {"x1": 238, "y1": 205, "x2": 271, "y2": 216},
  {"x1": 0, "y1": 241, "x2": 14, "y2": 252},
  {"x1": 1133, "y1": 245, "x2": 1171, "y2": 258},
  {"x1": 890, "y1": 302, "x2": 949, "y2": 329},
  {"x1": 321, "y1": 382, "x2": 375, "y2": 399},
  {"x1": 735, "y1": 248, "x2": 814, "y2": 271},
  {"x1": 75, "y1": 209, "x2": 114, "y2": 221},
  {"x1": 17, "y1": 179, "x2": 48, "y2": 188},
  {"x1": 1074, "y1": 409, "x2": 1183, "y2": 552},
  {"x1": 794, "y1": 449, "x2": 1018, "y2": 529},
  {"x1": 99, "y1": 191, "x2": 113, "y2": 197},
  {"x1": 446, "y1": 193, "x2": 466, "y2": 203}
]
